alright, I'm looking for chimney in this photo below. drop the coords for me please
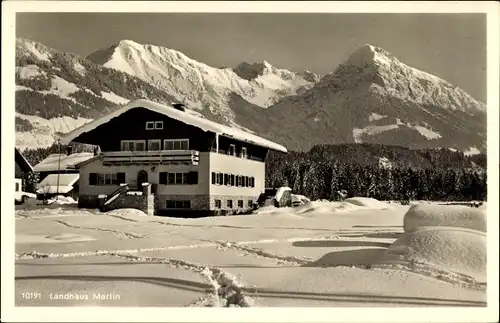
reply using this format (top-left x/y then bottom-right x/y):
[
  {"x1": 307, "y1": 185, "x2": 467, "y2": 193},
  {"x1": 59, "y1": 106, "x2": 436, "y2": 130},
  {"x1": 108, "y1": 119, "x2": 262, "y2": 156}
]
[{"x1": 172, "y1": 103, "x2": 186, "y2": 112}]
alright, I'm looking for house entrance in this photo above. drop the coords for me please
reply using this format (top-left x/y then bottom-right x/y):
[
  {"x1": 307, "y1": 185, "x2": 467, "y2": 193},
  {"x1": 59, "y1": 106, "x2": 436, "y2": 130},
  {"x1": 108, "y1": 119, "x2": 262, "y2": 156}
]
[{"x1": 137, "y1": 170, "x2": 148, "y2": 191}]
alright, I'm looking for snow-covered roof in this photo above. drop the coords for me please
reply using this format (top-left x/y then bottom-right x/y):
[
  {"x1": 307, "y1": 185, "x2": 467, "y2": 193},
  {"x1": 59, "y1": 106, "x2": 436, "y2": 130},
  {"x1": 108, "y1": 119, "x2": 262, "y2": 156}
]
[
  {"x1": 33, "y1": 152, "x2": 95, "y2": 172},
  {"x1": 36, "y1": 173, "x2": 79, "y2": 194},
  {"x1": 36, "y1": 185, "x2": 74, "y2": 194},
  {"x1": 60, "y1": 99, "x2": 288, "y2": 153}
]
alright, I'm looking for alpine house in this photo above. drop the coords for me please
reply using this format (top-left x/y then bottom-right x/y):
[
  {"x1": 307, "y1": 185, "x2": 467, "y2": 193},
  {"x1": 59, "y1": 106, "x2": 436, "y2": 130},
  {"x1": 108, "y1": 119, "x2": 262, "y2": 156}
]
[{"x1": 60, "y1": 99, "x2": 287, "y2": 217}]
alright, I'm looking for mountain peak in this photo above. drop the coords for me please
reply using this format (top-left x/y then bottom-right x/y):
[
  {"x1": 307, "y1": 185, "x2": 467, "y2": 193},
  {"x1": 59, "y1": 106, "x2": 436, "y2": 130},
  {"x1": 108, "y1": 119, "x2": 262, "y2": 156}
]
[
  {"x1": 116, "y1": 39, "x2": 141, "y2": 48},
  {"x1": 233, "y1": 61, "x2": 274, "y2": 80},
  {"x1": 345, "y1": 44, "x2": 398, "y2": 68}
]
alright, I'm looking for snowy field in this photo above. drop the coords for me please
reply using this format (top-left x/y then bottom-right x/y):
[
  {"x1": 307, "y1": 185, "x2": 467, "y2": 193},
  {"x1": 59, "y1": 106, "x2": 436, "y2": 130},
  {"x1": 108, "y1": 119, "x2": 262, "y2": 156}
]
[{"x1": 14, "y1": 198, "x2": 487, "y2": 307}]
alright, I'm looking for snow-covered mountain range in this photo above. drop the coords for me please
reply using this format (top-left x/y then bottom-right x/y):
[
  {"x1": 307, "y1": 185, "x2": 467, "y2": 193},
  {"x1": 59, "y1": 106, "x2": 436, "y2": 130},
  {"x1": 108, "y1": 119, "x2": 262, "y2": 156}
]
[
  {"x1": 87, "y1": 39, "x2": 318, "y2": 120},
  {"x1": 248, "y1": 44, "x2": 487, "y2": 152},
  {"x1": 14, "y1": 38, "x2": 486, "y2": 154}
]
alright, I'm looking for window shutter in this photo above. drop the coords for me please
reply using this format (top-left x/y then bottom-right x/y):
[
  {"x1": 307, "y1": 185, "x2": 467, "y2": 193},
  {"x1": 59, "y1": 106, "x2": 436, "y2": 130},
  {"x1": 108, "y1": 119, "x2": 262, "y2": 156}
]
[
  {"x1": 191, "y1": 171, "x2": 198, "y2": 184},
  {"x1": 211, "y1": 172, "x2": 216, "y2": 185},
  {"x1": 159, "y1": 172, "x2": 168, "y2": 184},
  {"x1": 89, "y1": 173, "x2": 97, "y2": 185},
  {"x1": 117, "y1": 172, "x2": 126, "y2": 184}
]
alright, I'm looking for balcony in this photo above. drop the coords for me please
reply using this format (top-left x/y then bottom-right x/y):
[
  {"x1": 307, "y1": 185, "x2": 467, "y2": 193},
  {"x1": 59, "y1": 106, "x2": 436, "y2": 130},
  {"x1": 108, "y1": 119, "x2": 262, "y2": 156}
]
[{"x1": 102, "y1": 150, "x2": 200, "y2": 165}]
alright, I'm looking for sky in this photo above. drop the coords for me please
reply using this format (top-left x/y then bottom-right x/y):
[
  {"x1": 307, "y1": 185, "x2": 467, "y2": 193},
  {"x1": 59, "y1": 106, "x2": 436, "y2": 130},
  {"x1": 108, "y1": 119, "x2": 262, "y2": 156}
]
[{"x1": 16, "y1": 13, "x2": 486, "y2": 101}]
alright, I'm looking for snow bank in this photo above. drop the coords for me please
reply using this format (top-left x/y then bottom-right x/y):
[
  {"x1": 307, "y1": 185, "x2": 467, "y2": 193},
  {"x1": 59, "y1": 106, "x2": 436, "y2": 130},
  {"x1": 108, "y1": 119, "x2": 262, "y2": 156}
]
[
  {"x1": 387, "y1": 227, "x2": 486, "y2": 282},
  {"x1": 345, "y1": 197, "x2": 391, "y2": 210},
  {"x1": 106, "y1": 208, "x2": 148, "y2": 217},
  {"x1": 403, "y1": 204, "x2": 486, "y2": 233},
  {"x1": 291, "y1": 194, "x2": 310, "y2": 205},
  {"x1": 254, "y1": 197, "x2": 391, "y2": 216},
  {"x1": 294, "y1": 200, "x2": 363, "y2": 214},
  {"x1": 45, "y1": 196, "x2": 77, "y2": 205}
]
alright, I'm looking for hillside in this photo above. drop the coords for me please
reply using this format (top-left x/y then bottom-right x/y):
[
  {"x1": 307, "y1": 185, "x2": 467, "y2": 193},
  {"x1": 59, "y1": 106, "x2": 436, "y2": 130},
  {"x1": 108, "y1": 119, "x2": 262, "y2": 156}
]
[{"x1": 15, "y1": 38, "x2": 177, "y2": 150}]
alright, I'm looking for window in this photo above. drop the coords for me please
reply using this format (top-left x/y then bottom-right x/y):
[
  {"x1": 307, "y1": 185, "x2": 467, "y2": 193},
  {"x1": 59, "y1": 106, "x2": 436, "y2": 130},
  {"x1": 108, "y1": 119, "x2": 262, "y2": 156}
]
[
  {"x1": 241, "y1": 147, "x2": 248, "y2": 158},
  {"x1": 228, "y1": 144, "x2": 236, "y2": 156},
  {"x1": 146, "y1": 121, "x2": 164, "y2": 130},
  {"x1": 105, "y1": 173, "x2": 117, "y2": 185},
  {"x1": 163, "y1": 172, "x2": 196, "y2": 185},
  {"x1": 15, "y1": 182, "x2": 20, "y2": 192},
  {"x1": 165, "y1": 172, "x2": 190, "y2": 185},
  {"x1": 211, "y1": 172, "x2": 223, "y2": 185},
  {"x1": 121, "y1": 141, "x2": 132, "y2": 151},
  {"x1": 148, "y1": 139, "x2": 161, "y2": 151},
  {"x1": 155, "y1": 121, "x2": 163, "y2": 130},
  {"x1": 177, "y1": 200, "x2": 191, "y2": 208},
  {"x1": 248, "y1": 200, "x2": 253, "y2": 207},
  {"x1": 215, "y1": 199, "x2": 222, "y2": 208},
  {"x1": 166, "y1": 200, "x2": 191, "y2": 209},
  {"x1": 227, "y1": 199, "x2": 233, "y2": 208},
  {"x1": 224, "y1": 173, "x2": 230, "y2": 186},
  {"x1": 121, "y1": 140, "x2": 146, "y2": 151},
  {"x1": 238, "y1": 200, "x2": 244, "y2": 208},
  {"x1": 136, "y1": 141, "x2": 145, "y2": 151},
  {"x1": 89, "y1": 173, "x2": 121, "y2": 185},
  {"x1": 175, "y1": 173, "x2": 183, "y2": 184},
  {"x1": 211, "y1": 173, "x2": 254, "y2": 189},
  {"x1": 164, "y1": 139, "x2": 189, "y2": 151}
]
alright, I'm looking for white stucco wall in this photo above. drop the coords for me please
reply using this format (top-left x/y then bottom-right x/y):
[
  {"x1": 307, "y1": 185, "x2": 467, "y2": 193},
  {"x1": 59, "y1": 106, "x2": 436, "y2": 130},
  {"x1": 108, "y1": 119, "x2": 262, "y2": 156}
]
[
  {"x1": 207, "y1": 152, "x2": 265, "y2": 197},
  {"x1": 78, "y1": 158, "x2": 207, "y2": 196},
  {"x1": 78, "y1": 152, "x2": 265, "y2": 199}
]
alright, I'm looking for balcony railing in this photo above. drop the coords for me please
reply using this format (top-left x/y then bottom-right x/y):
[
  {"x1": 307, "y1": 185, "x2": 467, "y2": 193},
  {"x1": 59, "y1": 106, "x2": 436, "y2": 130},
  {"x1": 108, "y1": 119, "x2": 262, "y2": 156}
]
[{"x1": 102, "y1": 150, "x2": 199, "y2": 165}]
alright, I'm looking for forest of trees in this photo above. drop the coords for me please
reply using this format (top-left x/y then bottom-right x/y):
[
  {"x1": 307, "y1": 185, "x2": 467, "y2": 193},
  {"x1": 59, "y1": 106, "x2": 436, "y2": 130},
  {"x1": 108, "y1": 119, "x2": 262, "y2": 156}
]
[{"x1": 265, "y1": 144, "x2": 487, "y2": 202}]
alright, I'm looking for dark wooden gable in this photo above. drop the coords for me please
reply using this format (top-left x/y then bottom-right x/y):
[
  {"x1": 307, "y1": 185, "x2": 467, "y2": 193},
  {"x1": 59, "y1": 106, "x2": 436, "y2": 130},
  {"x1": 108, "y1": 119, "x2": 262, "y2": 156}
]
[
  {"x1": 72, "y1": 107, "x2": 215, "y2": 152},
  {"x1": 215, "y1": 135, "x2": 268, "y2": 162},
  {"x1": 15, "y1": 148, "x2": 33, "y2": 177}
]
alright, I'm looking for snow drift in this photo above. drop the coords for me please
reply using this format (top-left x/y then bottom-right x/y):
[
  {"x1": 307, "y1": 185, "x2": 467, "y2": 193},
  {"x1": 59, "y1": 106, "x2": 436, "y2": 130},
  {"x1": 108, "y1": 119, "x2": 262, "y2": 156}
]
[
  {"x1": 106, "y1": 208, "x2": 148, "y2": 217},
  {"x1": 45, "y1": 196, "x2": 78, "y2": 205},
  {"x1": 345, "y1": 197, "x2": 392, "y2": 210},
  {"x1": 403, "y1": 204, "x2": 486, "y2": 233},
  {"x1": 386, "y1": 204, "x2": 487, "y2": 283},
  {"x1": 255, "y1": 197, "x2": 392, "y2": 216},
  {"x1": 387, "y1": 227, "x2": 486, "y2": 282}
]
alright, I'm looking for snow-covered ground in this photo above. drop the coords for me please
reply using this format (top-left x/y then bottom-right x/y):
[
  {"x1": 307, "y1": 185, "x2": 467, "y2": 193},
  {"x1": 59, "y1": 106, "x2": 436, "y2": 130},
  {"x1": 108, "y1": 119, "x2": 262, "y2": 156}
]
[{"x1": 14, "y1": 198, "x2": 487, "y2": 308}]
